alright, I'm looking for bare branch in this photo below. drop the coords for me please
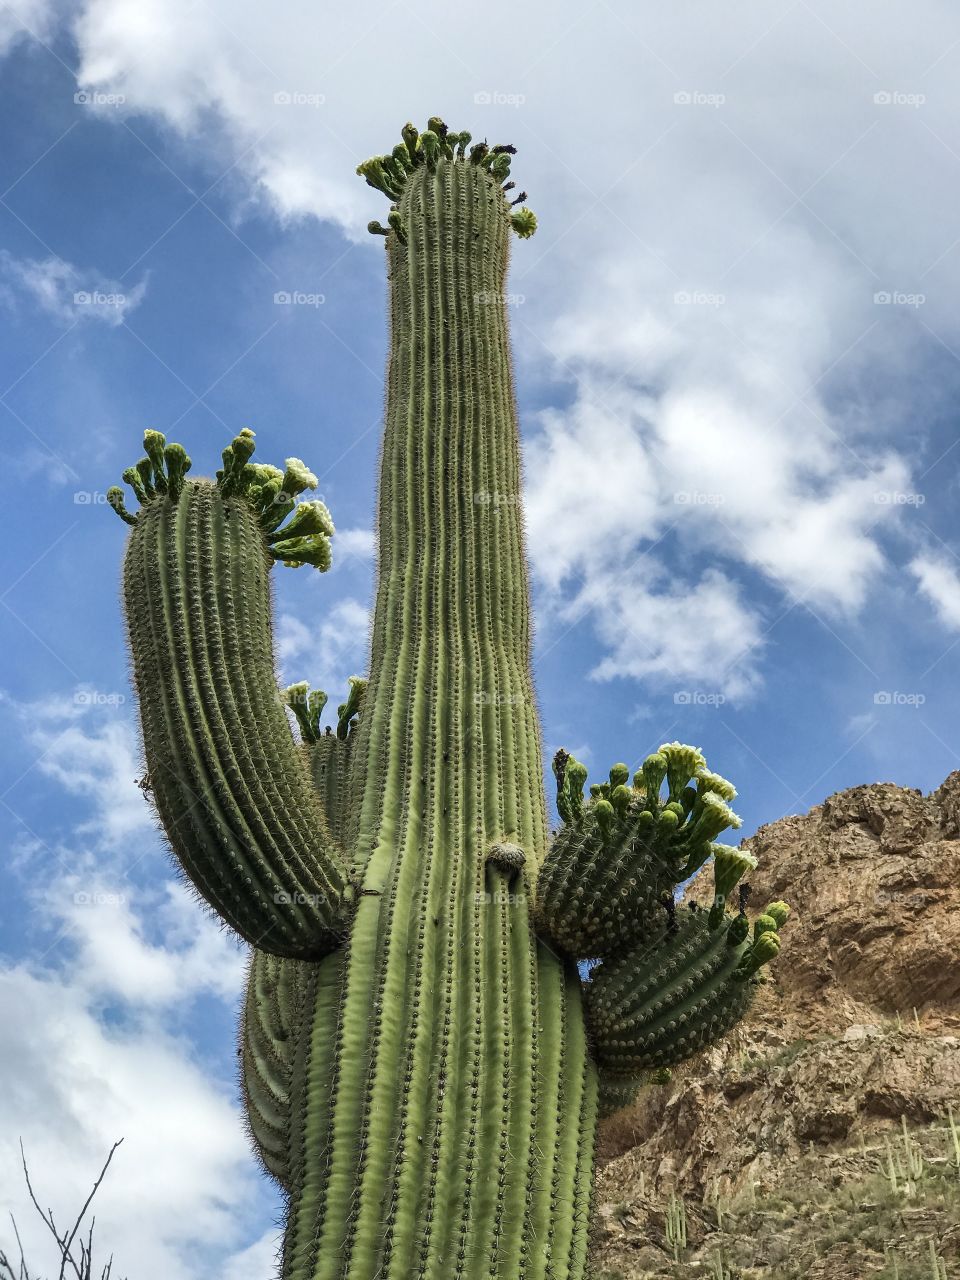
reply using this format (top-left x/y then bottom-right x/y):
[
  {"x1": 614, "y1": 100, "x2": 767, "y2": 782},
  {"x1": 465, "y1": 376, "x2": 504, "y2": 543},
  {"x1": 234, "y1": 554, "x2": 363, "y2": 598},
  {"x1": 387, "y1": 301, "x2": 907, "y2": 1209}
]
[{"x1": 3, "y1": 1142, "x2": 127, "y2": 1280}]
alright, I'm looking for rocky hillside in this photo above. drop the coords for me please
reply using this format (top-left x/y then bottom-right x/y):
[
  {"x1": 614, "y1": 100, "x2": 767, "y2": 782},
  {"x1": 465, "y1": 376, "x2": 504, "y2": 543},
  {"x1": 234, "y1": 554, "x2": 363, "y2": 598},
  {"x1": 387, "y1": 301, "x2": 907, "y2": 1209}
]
[{"x1": 590, "y1": 775, "x2": 960, "y2": 1280}]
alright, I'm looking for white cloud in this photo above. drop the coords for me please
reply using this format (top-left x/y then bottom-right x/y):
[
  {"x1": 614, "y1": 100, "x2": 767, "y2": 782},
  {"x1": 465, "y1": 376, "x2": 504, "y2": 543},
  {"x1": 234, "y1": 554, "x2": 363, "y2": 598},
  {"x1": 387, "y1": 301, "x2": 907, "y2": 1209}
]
[
  {"x1": 651, "y1": 390, "x2": 910, "y2": 612},
  {"x1": 276, "y1": 596, "x2": 369, "y2": 697},
  {"x1": 0, "y1": 693, "x2": 272, "y2": 1280},
  {"x1": 333, "y1": 526, "x2": 375, "y2": 563},
  {"x1": 572, "y1": 565, "x2": 765, "y2": 702},
  {"x1": 2, "y1": 688, "x2": 152, "y2": 845},
  {"x1": 0, "y1": 0, "x2": 52, "y2": 56},
  {"x1": 909, "y1": 554, "x2": 960, "y2": 629},
  {"x1": 523, "y1": 392, "x2": 661, "y2": 589},
  {"x1": 0, "y1": 252, "x2": 148, "y2": 326},
  {"x1": 49, "y1": 879, "x2": 247, "y2": 1005},
  {"x1": 0, "y1": 963, "x2": 259, "y2": 1280},
  {"x1": 219, "y1": 1230, "x2": 283, "y2": 1280}
]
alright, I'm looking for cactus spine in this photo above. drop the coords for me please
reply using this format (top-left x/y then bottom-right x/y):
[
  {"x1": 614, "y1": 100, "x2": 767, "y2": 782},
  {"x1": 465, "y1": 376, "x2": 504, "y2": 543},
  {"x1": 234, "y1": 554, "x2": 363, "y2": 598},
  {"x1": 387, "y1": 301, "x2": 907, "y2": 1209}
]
[{"x1": 108, "y1": 118, "x2": 784, "y2": 1280}]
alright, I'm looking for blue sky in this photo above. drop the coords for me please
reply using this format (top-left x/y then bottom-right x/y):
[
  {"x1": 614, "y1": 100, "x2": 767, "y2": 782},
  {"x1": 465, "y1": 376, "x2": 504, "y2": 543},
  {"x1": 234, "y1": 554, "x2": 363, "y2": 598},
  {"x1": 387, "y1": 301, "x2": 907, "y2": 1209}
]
[{"x1": 3, "y1": 3, "x2": 960, "y2": 1275}]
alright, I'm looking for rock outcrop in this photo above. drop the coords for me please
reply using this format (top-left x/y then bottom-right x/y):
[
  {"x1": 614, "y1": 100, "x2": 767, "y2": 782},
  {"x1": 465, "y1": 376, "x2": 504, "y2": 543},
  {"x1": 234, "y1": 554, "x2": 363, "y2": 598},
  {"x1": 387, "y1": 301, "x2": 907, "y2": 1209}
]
[{"x1": 591, "y1": 775, "x2": 960, "y2": 1279}]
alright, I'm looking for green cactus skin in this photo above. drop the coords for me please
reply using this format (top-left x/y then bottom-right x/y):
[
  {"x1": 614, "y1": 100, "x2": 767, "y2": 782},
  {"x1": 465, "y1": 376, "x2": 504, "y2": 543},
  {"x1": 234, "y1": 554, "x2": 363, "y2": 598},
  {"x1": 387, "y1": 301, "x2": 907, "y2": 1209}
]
[
  {"x1": 584, "y1": 904, "x2": 762, "y2": 1076},
  {"x1": 535, "y1": 748, "x2": 743, "y2": 959},
  {"x1": 110, "y1": 118, "x2": 784, "y2": 1280},
  {"x1": 123, "y1": 478, "x2": 352, "y2": 958}
]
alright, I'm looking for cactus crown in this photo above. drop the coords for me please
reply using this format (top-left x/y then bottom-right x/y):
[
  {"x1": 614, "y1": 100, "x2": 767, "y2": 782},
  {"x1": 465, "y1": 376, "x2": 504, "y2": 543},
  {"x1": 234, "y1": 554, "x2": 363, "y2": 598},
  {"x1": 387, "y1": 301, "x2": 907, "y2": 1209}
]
[
  {"x1": 111, "y1": 426, "x2": 335, "y2": 572},
  {"x1": 359, "y1": 115, "x2": 537, "y2": 245}
]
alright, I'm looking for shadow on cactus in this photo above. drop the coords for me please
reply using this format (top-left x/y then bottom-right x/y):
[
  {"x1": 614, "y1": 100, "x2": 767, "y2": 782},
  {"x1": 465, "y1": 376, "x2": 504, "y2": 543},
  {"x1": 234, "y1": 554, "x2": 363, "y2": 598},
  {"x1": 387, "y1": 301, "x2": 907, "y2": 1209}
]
[{"x1": 107, "y1": 116, "x2": 787, "y2": 1280}]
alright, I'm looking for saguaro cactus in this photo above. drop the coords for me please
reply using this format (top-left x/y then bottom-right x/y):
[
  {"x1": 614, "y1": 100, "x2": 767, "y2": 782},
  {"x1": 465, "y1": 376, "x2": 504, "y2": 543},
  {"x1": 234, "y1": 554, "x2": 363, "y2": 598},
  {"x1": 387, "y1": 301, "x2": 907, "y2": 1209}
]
[{"x1": 108, "y1": 118, "x2": 786, "y2": 1280}]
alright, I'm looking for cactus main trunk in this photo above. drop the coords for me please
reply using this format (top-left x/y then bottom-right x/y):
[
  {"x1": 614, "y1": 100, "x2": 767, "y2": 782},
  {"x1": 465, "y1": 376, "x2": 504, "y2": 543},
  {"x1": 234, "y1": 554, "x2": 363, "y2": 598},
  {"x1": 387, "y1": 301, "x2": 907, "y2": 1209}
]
[{"x1": 279, "y1": 156, "x2": 596, "y2": 1280}]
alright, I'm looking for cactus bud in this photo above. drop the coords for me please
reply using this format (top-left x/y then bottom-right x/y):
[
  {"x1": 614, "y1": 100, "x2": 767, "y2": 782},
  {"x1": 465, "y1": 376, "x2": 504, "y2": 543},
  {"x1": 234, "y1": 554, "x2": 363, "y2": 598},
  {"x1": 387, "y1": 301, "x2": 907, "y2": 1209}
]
[
  {"x1": 337, "y1": 676, "x2": 367, "y2": 740},
  {"x1": 510, "y1": 207, "x2": 537, "y2": 239},
  {"x1": 491, "y1": 153, "x2": 510, "y2": 180},
  {"x1": 122, "y1": 465, "x2": 148, "y2": 505},
  {"x1": 679, "y1": 785, "x2": 697, "y2": 817},
  {"x1": 736, "y1": 930, "x2": 781, "y2": 978},
  {"x1": 136, "y1": 457, "x2": 155, "y2": 498},
  {"x1": 711, "y1": 843, "x2": 757, "y2": 901},
  {"x1": 639, "y1": 753, "x2": 667, "y2": 805},
  {"x1": 611, "y1": 783, "x2": 632, "y2": 818},
  {"x1": 752, "y1": 913, "x2": 779, "y2": 941},
  {"x1": 764, "y1": 900, "x2": 790, "y2": 929},
  {"x1": 726, "y1": 913, "x2": 750, "y2": 946},
  {"x1": 401, "y1": 121, "x2": 419, "y2": 163},
  {"x1": 657, "y1": 808, "x2": 679, "y2": 834},
  {"x1": 220, "y1": 429, "x2": 257, "y2": 496},
  {"x1": 143, "y1": 430, "x2": 168, "y2": 493},
  {"x1": 420, "y1": 130, "x2": 440, "y2": 168},
  {"x1": 387, "y1": 208, "x2": 407, "y2": 245},
  {"x1": 608, "y1": 762, "x2": 630, "y2": 789},
  {"x1": 659, "y1": 741, "x2": 706, "y2": 802},
  {"x1": 163, "y1": 443, "x2": 191, "y2": 500},
  {"x1": 557, "y1": 756, "x2": 588, "y2": 824},
  {"x1": 106, "y1": 486, "x2": 137, "y2": 525},
  {"x1": 392, "y1": 143, "x2": 412, "y2": 172},
  {"x1": 594, "y1": 798, "x2": 615, "y2": 834}
]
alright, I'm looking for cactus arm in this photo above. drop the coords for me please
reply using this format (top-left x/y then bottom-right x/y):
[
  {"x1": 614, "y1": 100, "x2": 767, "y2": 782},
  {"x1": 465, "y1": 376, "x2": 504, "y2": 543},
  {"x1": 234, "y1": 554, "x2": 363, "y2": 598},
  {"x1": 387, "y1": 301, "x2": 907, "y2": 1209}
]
[
  {"x1": 585, "y1": 895, "x2": 787, "y2": 1108},
  {"x1": 118, "y1": 435, "x2": 354, "y2": 957},
  {"x1": 536, "y1": 747, "x2": 743, "y2": 958},
  {"x1": 306, "y1": 731, "x2": 355, "y2": 847},
  {"x1": 241, "y1": 951, "x2": 304, "y2": 1186}
]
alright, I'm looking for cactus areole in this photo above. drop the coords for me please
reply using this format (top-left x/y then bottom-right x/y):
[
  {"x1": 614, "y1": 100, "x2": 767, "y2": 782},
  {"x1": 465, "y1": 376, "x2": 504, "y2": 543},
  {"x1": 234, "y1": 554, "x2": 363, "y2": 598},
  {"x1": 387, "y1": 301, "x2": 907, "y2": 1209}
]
[{"x1": 109, "y1": 118, "x2": 786, "y2": 1279}]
